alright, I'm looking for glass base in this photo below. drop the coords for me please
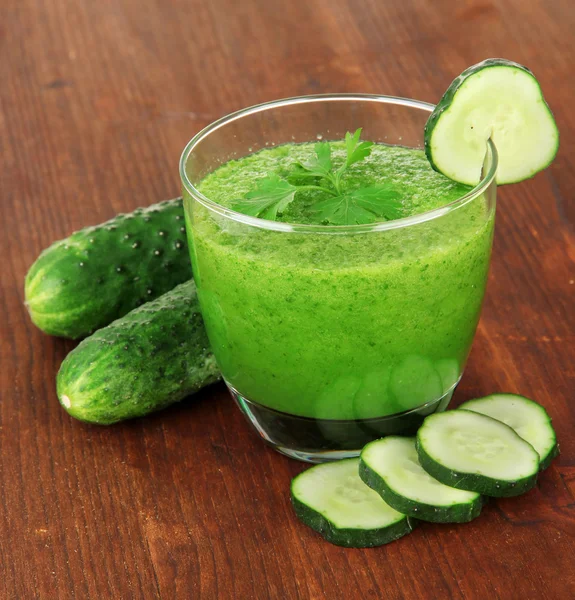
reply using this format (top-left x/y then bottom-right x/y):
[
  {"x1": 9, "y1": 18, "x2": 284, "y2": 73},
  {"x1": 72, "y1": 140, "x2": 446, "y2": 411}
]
[{"x1": 227, "y1": 382, "x2": 456, "y2": 463}]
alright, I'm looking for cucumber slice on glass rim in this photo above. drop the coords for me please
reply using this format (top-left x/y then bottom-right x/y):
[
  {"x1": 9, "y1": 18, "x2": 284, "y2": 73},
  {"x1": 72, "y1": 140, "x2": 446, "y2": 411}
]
[
  {"x1": 359, "y1": 437, "x2": 483, "y2": 523},
  {"x1": 459, "y1": 394, "x2": 559, "y2": 470},
  {"x1": 290, "y1": 458, "x2": 415, "y2": 548},
  {"x1": 425, "y1": 58, "x2": 559, "y2": 185},
  {"x1": 416, "y1": 410, "x2": 540, "y2": 497}
]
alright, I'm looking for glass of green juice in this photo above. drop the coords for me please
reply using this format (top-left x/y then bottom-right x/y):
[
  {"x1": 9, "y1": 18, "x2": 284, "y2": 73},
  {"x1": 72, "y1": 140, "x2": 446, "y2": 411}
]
[{"x1": 180, "y1": 95, "x2": 497, "y2": 463}]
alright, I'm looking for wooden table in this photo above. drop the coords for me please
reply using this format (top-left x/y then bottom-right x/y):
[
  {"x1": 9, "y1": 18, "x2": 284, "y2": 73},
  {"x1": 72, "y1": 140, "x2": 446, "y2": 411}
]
[{"x1": 2, "y1": 0, "x2": 574, "y2": 597}]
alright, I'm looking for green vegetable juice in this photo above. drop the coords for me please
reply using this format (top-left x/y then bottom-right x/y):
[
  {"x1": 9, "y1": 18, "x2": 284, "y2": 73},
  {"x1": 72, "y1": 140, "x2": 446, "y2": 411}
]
[{"x1": 186, "y1": 142, "x2": 494, "y2": 421}]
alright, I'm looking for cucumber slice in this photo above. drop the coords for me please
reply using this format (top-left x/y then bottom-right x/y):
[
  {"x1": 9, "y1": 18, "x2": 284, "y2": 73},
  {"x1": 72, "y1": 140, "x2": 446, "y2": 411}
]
[
  {"x1": 359, "y1": 437, "x2": 482, "y2": 523},
  {"x1": 425, "y1": 58, "x2": 559, "y2": 185},
  {"x1": 459, "y1": 394, "x2": 559, "y2": 470},
  {"x1": 290, "y1": 458, "x2": 415, "y2": 547},
  {"x1": 416, "y1": 410, "x2": 540, "y2": 497}
]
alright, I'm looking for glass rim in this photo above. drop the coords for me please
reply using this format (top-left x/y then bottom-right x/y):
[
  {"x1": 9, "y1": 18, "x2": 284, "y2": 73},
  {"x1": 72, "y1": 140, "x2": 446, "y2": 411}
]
[{"x1": 179, "y1": 93, "x2": 498, "y2": 234}]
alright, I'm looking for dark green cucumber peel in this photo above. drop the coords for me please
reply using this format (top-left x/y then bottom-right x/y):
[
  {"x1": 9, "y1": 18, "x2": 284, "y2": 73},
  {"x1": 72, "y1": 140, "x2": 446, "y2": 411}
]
[
  {"x1": 424, "y1": 58, "x2": 558, "y2": 184},
  {"x1": 290, "y1": 490, "x2": 416, "y2": 549},
  {"x1": 539, "y1": 440, "x2": 560, "y2": 471},
  {"x1": 415, "y1": 435, "x2": 538, "y2": 498},
  {"x1": 57, "y1": 281, "x2": 220, "y2": 425},
  {"x1": 25, "y1": 198, "x2": 191, "y2": 339},
  {"x1": 358, "y1": 459, "x2": 483, "y2": 524}
]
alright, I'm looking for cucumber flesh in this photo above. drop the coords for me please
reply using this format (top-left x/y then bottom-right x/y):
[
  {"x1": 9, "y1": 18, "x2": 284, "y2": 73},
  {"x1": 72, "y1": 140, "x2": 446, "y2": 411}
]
[
  {"x1": 359, "y1": 437, "x2": 482, "y2": 523},
  {"x1": 425, "y1": 58, "x2": 559, "y2": 185},
  {"x1": 416, "y1": 410, "x2": 540, "y2": 497},
  {"x1": 291, "y1": 458, "x2": 415, "y2": 548},
  {"x1": 459, "y1": 394, "x2": 558, "y2": 470}
]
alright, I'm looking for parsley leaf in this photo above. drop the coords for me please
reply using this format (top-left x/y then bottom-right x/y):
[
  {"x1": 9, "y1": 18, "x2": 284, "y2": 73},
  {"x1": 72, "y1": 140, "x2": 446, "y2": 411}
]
[
  {"x1": 330, "y1": 128, "x2": 373, "y2": 190},
  {"x1": 348, "y1": 186, "x2": 403, "y2": 220},
  {"x1": 343, "y1": 128, "x2": 373, "y2": 169},
  {"x1": 231, "y1": 175, "x2": 297, "y2": 220},
  {"x1": 297, "y1": 141, "x2": 333, "y2": 177},
  {"x1": 312, "y1": 186, "x2": 402, "y2": 225},
  {"x1": 231, "y1": 129, "x2": 402, "y2": 225}
]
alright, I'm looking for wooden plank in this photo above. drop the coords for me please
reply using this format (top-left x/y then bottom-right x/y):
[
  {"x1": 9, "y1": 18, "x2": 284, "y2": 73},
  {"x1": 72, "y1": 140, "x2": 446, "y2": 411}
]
[{"x1": 1, "y1": 0, "x2": 573, "y2": 597}]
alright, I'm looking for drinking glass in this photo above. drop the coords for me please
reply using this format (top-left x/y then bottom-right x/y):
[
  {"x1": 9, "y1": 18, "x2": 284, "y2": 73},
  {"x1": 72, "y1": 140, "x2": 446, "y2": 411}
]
[{"x1": 180, "y1": 95, "x2": 497, "y2": 462}]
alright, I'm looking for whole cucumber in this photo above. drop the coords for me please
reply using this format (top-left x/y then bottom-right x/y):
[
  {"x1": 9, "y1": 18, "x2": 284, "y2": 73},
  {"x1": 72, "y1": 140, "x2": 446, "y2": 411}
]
[
  {"x1": 25, "y1": 198, "x2": 191, "y2": 339},
  {"x1": 57, "y1": 281, "x2": 220, "y2": 424}
]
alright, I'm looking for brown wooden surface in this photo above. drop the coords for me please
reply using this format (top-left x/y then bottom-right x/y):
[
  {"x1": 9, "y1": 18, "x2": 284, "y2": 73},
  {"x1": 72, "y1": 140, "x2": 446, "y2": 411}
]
[{"x1": 2, "y1": 0, "x2": 574, "y2": 598}]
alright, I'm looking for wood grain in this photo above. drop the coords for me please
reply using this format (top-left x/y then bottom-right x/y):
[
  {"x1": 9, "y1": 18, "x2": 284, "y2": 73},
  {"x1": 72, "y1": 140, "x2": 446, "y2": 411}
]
[{"x1": 1, "y1": 0, "x2": 574, "y2": 597}]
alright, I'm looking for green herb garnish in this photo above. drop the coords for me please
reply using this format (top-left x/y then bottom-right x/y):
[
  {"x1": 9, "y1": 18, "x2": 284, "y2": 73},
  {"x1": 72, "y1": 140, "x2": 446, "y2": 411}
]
[
  {"x1": 312, "y1": 186, "x2": 402, "y2": 226},
  {"x1": 231, "y1": 129, "x2": 402, "y2": 225},
  {"x1": 231, "y1": 175, "x2": 298, "y2": 221}
]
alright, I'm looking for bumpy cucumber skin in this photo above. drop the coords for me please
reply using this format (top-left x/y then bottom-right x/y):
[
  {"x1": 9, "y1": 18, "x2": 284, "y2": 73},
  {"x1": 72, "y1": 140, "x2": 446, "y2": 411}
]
[
  {"x1": 56, "y1": 281, "x2": 220, "y2": 425},
  {"x1": 459, "y1": 393, "x2": 559, "y2": 471},
  {"x1": 358, "y1": 456, "x2": 483, "y2": 524},
  {"x1": 25, "y1": 198, "x2": 191, "y2": 339},
  {"x1": 424, "y1": 58, "x2": 558, "y2": 184},
  {"x1": 416, "y1": 413, "x2": 539, "y2": 498},
  {"x1": 290, "y1": 489, "x2": 416, "y2": 548}
]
